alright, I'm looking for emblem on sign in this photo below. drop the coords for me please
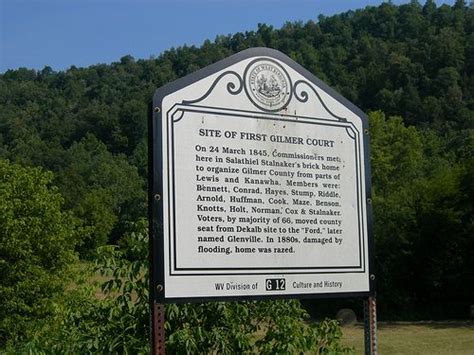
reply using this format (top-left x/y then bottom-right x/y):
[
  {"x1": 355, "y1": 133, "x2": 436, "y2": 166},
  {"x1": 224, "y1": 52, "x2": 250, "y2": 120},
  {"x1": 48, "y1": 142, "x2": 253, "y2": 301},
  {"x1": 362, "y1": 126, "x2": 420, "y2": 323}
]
[{"x1": 245, "y1": 58, "x2": 291, "y2": 111}]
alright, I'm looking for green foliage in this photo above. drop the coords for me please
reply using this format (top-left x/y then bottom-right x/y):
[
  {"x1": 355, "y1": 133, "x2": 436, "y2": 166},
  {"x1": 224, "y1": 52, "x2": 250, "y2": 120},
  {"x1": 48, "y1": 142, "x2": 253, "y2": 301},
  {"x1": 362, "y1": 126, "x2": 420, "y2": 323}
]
[
  {"x1": 166, "y1": 300, "x2": 351, "y2": 354},
  {"x1": 0, "y1": 1, "x2": 472, "y2": 350},
  {"x1": 369, "y1": 112, "x2": 473, "y2": 318},
  {"x1": 0, "y1": 160, "x2": 79, "y2": 346},
  {"x1": 369, "y1": 111, "x2": 424, "y2": 194},
  {"x1": 1, "y1": 2, "x2": 472, "y2": 260},
  {"x1": 10, "y1": 221, "x2": 353, "y2": 354},
  {"x1": 4, "y1": 222, "x2": 150, "y2": 354},
  {"x1": 55, "y1": 134, "x2": 145, "y2": 255}
]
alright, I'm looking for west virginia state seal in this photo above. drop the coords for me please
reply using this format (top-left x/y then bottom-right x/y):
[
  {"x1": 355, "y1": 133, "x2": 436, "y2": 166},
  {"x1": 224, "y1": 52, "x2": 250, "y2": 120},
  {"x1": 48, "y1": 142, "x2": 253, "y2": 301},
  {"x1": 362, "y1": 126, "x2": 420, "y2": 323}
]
[{"x1": 245, "y1": 58, "x2": 291, "y2": 111}]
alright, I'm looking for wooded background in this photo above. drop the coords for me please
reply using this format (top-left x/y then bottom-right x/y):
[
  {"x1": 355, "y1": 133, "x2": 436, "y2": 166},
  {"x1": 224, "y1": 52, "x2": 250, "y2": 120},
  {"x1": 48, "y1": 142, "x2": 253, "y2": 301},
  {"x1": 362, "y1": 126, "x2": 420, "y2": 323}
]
[{"x1": 0, "y1": 1, "x2": 472, "y2": 352}]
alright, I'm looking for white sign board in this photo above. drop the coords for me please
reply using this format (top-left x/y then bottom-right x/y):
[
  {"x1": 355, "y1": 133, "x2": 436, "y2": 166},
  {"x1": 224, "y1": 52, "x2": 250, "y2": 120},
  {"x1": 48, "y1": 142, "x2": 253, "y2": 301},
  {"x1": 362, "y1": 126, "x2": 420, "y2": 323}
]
[{"x1": 151, "y1": 48, "x2": 374, "y2": 302}]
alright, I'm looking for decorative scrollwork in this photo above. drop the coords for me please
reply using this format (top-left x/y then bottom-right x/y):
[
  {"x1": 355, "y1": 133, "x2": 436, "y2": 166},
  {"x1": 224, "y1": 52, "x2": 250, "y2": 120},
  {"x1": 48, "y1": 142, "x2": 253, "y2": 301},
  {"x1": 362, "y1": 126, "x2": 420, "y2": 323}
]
[
  {"x1": 183, "y1": 71, "x2": 243, "y2": 105},
  {"x1": 293, "y1": 80, "x2": 309, "y2": 103},
  {"x1": 293, "y1": 80, "x2": 347, "y2": 121}
]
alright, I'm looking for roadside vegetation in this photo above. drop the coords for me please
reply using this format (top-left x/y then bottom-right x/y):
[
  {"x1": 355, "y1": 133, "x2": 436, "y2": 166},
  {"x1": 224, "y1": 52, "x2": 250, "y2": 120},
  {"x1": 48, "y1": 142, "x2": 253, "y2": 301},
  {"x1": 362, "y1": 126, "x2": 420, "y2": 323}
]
[{"x1": 1, "y1": 1, "x2": 472, "y2": 352}]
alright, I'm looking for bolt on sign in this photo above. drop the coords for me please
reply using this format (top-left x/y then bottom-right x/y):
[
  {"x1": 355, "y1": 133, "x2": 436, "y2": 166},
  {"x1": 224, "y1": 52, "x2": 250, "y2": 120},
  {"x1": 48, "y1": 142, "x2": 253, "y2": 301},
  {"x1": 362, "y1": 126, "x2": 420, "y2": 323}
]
[{"x1": 150, "y1": 48, "x2": 374, "y2": 302}]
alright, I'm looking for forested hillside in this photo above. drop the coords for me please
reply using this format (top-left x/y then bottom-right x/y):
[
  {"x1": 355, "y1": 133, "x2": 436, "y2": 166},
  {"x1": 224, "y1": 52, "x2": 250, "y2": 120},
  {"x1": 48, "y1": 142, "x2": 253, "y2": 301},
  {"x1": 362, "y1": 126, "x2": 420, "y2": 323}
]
[{"x1": 1, "y1": 0, "x2": 473, "y2": 351}]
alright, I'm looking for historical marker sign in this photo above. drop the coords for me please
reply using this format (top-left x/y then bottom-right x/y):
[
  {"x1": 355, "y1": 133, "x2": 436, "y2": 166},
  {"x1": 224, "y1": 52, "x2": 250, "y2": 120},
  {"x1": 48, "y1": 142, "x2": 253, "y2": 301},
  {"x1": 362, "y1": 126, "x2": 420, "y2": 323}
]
[{"x1": 150, "y1": 48, "x2": 374, "y2": 302}]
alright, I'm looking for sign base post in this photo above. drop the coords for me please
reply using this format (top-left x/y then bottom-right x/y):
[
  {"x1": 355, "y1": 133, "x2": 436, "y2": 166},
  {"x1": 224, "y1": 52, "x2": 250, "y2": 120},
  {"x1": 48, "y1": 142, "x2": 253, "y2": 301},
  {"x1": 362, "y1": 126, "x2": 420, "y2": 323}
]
[
  {"x1": 364, "y1": 296, "x2": 378, "y2": 355},
  {"x1": 152, "y1": 302, "x2": 165, "y2": 355}
]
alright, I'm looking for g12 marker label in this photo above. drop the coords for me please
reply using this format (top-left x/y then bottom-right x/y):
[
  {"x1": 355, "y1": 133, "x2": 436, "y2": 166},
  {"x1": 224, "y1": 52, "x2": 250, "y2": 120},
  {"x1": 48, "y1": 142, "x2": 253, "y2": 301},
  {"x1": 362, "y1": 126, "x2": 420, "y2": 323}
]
[{"x1": 266, "y1": 278, "x2": 286, "y2": 291}]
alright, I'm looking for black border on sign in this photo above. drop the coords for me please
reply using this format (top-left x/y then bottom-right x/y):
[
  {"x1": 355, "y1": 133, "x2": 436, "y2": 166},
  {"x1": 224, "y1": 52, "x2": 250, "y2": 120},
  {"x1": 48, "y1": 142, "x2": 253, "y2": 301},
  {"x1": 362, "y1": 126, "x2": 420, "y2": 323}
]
[
  {"x1": 150, "y1": 47, "x2": 375, "y2": 304},
  {"x1": 167, "y1": 107, "x2": 364, "y2": 274}
]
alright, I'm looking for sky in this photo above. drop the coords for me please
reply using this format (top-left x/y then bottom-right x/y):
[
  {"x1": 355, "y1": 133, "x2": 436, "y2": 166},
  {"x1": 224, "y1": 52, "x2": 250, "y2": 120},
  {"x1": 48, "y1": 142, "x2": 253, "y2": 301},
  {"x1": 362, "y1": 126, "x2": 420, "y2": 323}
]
[{"x1": 0, "y1": 0, "x2": 455, "y2": 73}]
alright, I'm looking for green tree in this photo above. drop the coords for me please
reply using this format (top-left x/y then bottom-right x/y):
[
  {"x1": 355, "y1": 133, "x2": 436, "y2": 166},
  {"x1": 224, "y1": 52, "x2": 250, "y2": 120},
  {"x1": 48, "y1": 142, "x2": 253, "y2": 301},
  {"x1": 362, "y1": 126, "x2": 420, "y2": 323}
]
[
  {"x1": 0, "y1": 160, "x2": 79, "y2": 346},
  {"x1": 55, "y1": 134, "x2": 145, "y2": 255},
  {"x1": 369, "y1": 111, "x2": 473, "y2": 317}
]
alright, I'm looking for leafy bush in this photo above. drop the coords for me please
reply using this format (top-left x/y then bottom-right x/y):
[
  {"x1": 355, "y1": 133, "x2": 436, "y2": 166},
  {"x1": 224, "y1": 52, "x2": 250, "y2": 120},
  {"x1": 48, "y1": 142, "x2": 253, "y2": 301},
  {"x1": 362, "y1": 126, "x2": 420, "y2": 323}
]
[
  {"x1": 11, "y1": 220, "x2": 353, "y2": 354},
  {"x1": 0, "y1": 160, "x2": 79, "y2": 346}
]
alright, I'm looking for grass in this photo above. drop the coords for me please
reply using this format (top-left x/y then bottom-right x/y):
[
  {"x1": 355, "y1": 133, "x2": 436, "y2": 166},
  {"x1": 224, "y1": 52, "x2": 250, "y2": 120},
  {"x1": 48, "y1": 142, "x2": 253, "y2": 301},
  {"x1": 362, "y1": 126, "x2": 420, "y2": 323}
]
[{"x1": 340, "y1": 321, "x2": 474, "y2": 354}]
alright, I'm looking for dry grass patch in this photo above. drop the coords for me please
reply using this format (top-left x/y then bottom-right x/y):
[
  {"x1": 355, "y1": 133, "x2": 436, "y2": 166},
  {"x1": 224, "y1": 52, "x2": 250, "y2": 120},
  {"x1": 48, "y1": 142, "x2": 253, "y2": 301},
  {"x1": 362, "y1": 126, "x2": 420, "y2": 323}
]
[{"x1": 341, "y1": 321, "x2": 474, "y2": 354}]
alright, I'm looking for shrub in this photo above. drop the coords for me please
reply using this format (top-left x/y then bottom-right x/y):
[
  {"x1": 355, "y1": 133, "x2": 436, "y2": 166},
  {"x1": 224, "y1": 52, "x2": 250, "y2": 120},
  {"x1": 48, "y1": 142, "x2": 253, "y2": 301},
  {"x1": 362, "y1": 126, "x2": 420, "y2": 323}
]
[
  {"x1": 0, "y1": 160, "x2": 79, "y2": 346},
  {"x1": 10, "y1": 219, "x2": 353, "y2": 354}
]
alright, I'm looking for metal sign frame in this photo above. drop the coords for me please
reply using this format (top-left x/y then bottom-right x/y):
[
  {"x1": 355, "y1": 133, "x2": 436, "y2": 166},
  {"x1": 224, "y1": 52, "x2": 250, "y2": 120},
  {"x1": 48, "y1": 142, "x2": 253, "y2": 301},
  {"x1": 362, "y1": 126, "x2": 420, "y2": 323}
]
[
  {"x1": 149, "y1": 47, "x2": 375, "y2": 303},
  {"x1": 149, "y1": 46, "x2": 377, "y2": 355}
]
